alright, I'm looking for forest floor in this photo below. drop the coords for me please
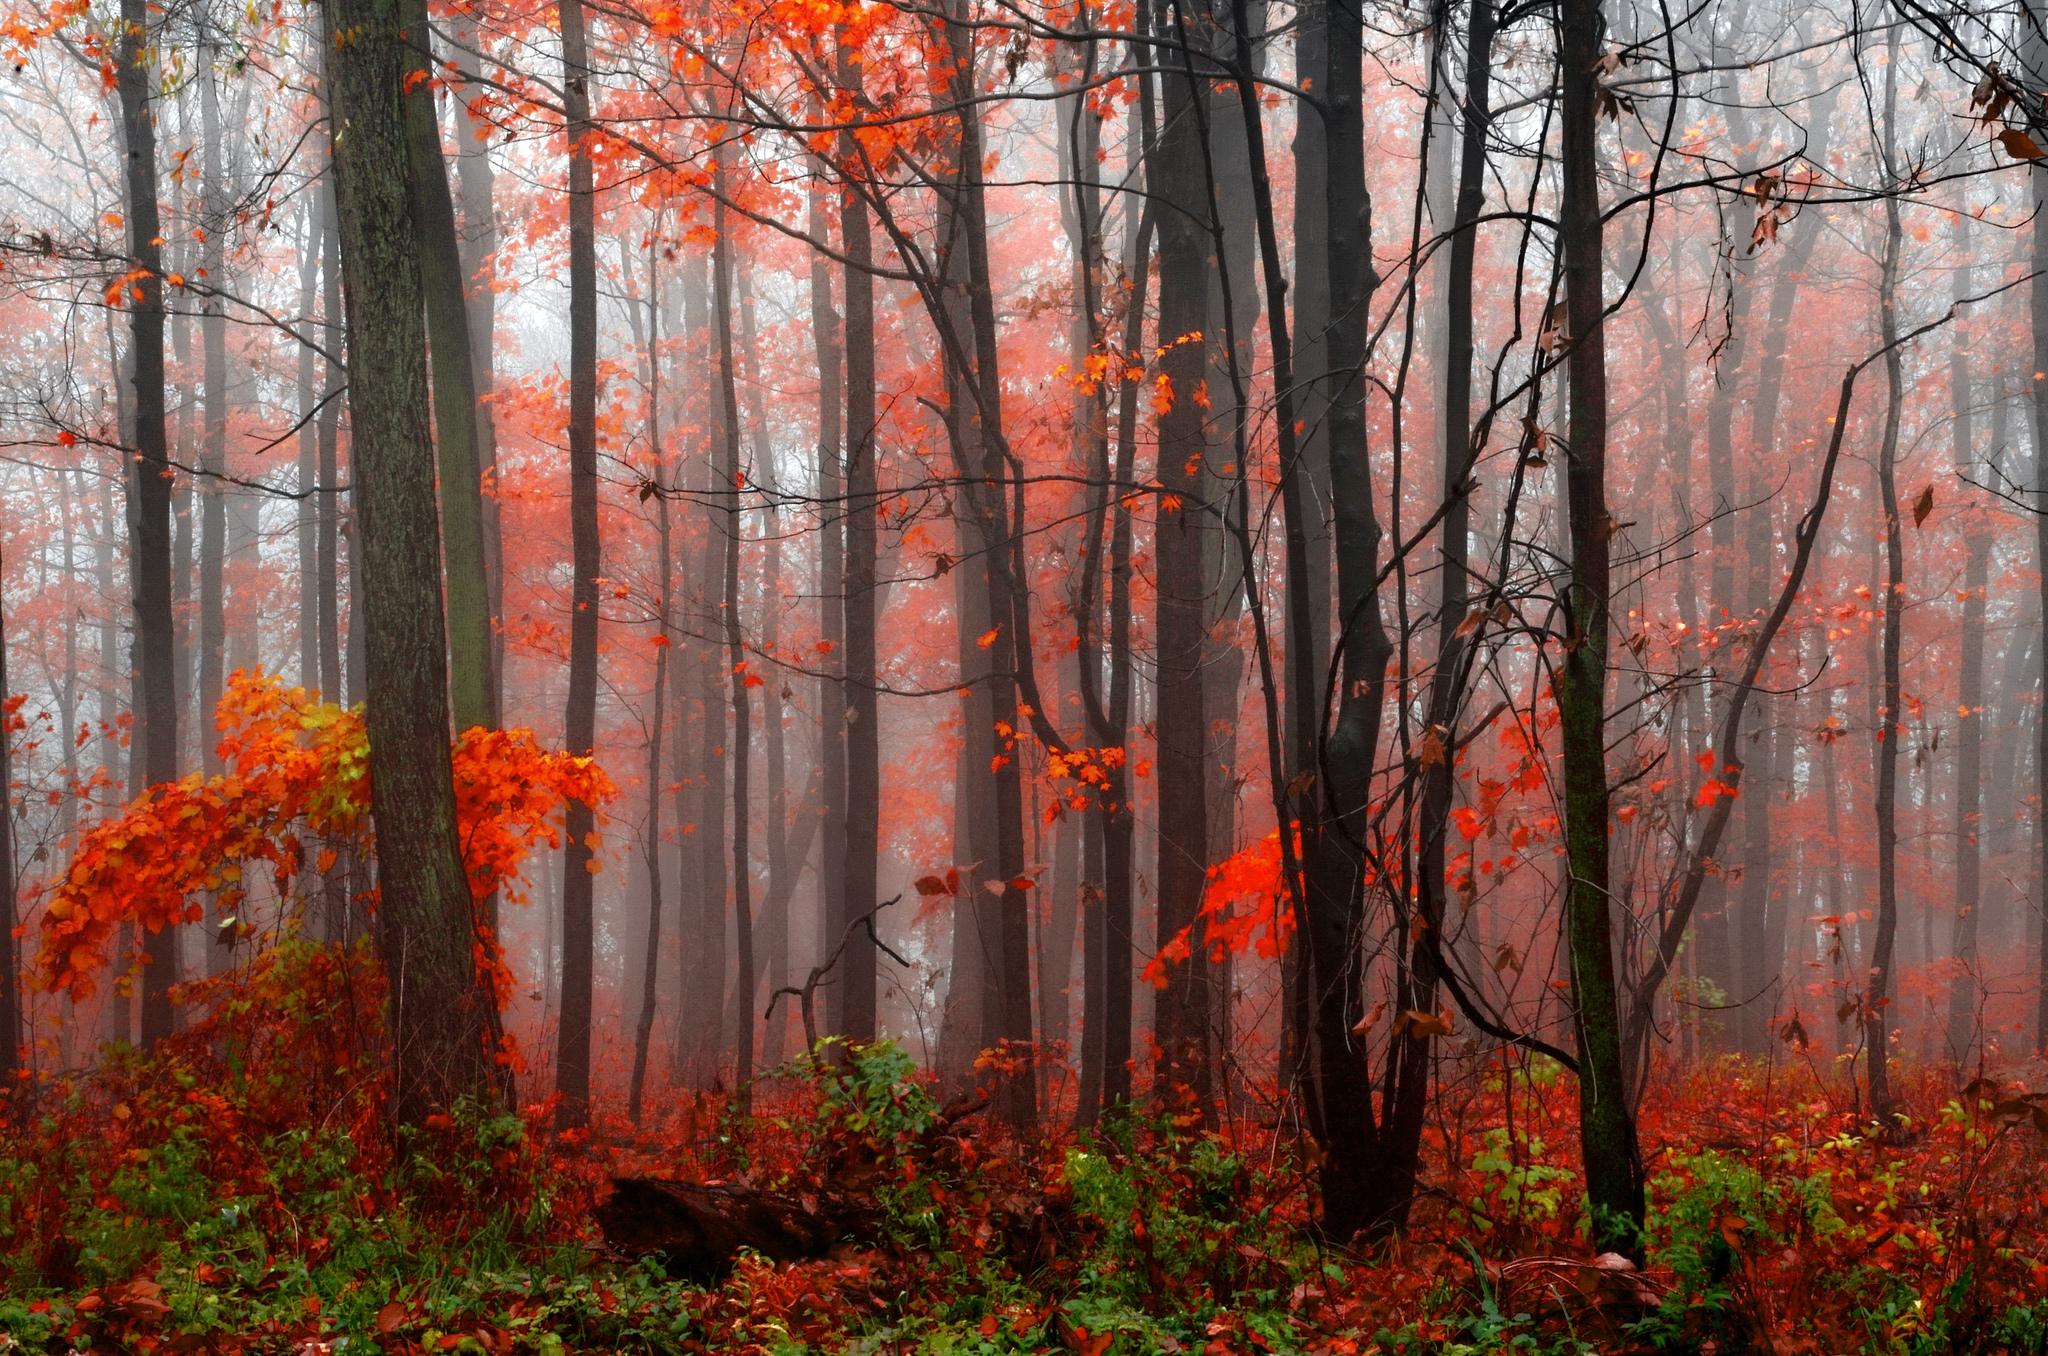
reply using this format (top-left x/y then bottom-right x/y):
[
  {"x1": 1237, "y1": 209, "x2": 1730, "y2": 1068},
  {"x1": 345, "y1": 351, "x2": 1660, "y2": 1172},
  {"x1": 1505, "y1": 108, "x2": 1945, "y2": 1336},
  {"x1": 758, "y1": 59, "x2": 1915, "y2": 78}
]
[{"x1": 3, "y1": 963, "x2": 2048, "y2": 1356}]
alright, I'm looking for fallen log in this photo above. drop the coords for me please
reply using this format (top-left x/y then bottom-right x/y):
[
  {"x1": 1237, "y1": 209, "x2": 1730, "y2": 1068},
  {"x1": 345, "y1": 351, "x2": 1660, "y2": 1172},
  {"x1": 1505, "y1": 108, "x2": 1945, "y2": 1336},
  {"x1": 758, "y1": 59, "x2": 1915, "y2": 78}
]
[{"x1": 596, "y1": 1179, "x2": 876, "y2": 1278}]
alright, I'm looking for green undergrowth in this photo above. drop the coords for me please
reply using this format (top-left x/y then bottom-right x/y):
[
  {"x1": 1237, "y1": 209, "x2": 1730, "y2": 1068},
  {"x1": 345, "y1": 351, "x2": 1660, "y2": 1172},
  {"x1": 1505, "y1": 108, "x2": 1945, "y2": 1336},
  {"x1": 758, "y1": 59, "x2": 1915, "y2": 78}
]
[{"x1": 2, "y1": 1039, "x2": 2046, "y2": 1355}]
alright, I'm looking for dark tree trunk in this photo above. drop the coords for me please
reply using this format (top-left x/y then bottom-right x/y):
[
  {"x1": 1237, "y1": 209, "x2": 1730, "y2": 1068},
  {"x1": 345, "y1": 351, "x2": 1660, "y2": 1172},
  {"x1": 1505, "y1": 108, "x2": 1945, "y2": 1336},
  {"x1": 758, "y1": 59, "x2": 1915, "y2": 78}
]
[
  {"x1": 319, "y1": 183, "x2": 345, "y2": 710},
  {"x1": 713, "y1": 176, "x2": 757, "y2": 1100},
  {"x1": 1557, "y1": 0, "x2": 1644, "y2": 1254},
  {"x1": 1300, "y1": 0, "x2": 1395, "y2": 1241},
  {"x1": 117, "y1": 0, "x2": 181, "y2": 1045},
  {"x1": 298, "y1": 208, "x2": 322, "y2": 694},
  {"x1": 1867, "y1": 43, "x2": 1905, "y2": 1119},
  {"x1": 0, "y1": 534, "x2": 15, "y2": 1090},
  {"x1": 449, "y1": 6, "x2": 505, "y2": 700},
  {"x1": 835, "y1": 42, "x2": 880, "y2": 1043},
  {"x1": 809, "y1": 171, "x2": 846, "y2": 1048},
  {"x1": 402, "y1": 0, "x2": 495, "y2": 734},
  {"x1": 1149, "y1": 0, "x2": 1215, "y2": 1115},
  {"x1": 553, "y1": 0, "x2": 603, "y2": 1131},
  {"x1": 325, "y1": 0, "x2": 499, "y2": 1124},
  {"x1": 630, "y1": 236, "x2": 669, "y2": 1125},
  {"x1": 2031, "y1": 15, "x2": 2048, "y2": 1061}
]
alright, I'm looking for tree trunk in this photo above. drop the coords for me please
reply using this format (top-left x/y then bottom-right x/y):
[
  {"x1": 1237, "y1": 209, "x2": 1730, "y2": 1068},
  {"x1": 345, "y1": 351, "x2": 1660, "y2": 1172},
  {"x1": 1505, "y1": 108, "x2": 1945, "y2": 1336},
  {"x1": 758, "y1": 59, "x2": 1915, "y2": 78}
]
[
  {"x1": 1149, "y1": 0, "x2": 1215, "y2": 1116},
  {"x1": 402, "y1": 0, "x2": 495, "y2": 734},
  {"x1": 325, "y1": 0, "x2": 499, "y2": 1123},
  {"x1": 1949, "y1": 207, "x2": 1986, "y2": 1069},
  {"x1": 117, "y1": 0, "x2": 181, "y2": 1046},
  {"x1": 0, "y1": 531, "x2": 15, "y2": 1091},
  {"x1": 809, "y1": 171, "x2": 846, "y2": 1052},
  {"x1": 713, "y1": 174, "x2": 757, "y2": 1101},
  {"x1": 553, "y1": 0, "x2": 603, "y2": 1131},
  {"x1": 1300, "y1": 0, "x2": 1394, "y2": 1240},
  {"x1": 198, "y1": 20, "x2": 227, "y2": 784},
  {"x1": 319, "y1": 182, "x2": 345, "y2": 709},
  {"x1": 449, "y1": 6, "x2": 505, "y2": 698},
  {"x1": 835, "y1": 42, "x2": 880, "y2": 1043},
  {"x1": 1557, "y1": 0, "x2": 1644, "y2": 1254},
  {"x1": 298, "y1": 207, "x2": 323, "y2": 695},
  {"x1": 630, "y1": 235, "x2": 669, "y2": 1126},
  {"x1": 1866, "y1": 40, "x2": 1905, "y2": 1120},
  {"x1": 2032, "y1": 13, "x2": 2048, "y2": 1061}
]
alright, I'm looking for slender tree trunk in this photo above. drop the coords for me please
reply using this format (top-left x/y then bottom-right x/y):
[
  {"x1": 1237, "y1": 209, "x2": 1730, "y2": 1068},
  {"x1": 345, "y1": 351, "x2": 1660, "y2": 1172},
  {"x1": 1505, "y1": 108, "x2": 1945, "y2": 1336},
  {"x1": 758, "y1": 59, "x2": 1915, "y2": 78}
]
[
  {"x1": 1867, "y1": 40, "x2": 1905, "y2": 1119},
  {"x1": 1095, "y1": 42, "x2": 1149, "y2": 1119},
  {"x1": 835, "y1": 45, "x2": 880, "y2": 1042},
  {"x1": 809, "y1": 172, "x2": 846, "y2": 1052},
  {"x1": 630, "y1": 236, "x2": 669, "y2": 1125},
  {"x1": 117, "y1": 0, "x2": 180, "y2": 1045},
  {"x1": 1389, "y1": 0, "x2": 1495, "y2": 1222},
  {"x1": 1557, "y1": 0, "x2": 1644, "y2": 1254},
  {"x1": 1300, "y1": 0, "x2": 1395, "y2": 1240},
  {"x1": 0, "y1": 533, "x2": 15, "y2": 1092},
  {"x1": 402, "y1": 0, "x2": 495, "y2": 734},
  {"x1": 2031, "y1": 14, "x2": 2048, "y2": 1060},
  {"x1": 198, "y1": 21, "x2": 227, "y2": 782},
  {"x1": 737, "y1": 258, "x2": 794, "y2": 1068},
  {"x1": 1949, "y1": 209, "x2": 1986, "y2": 1068},
  {"x1": 319, "y1": 183, "x2": 345, "y2": 709},
  {"x1": 713, "y1": 176, "x2": 757, "y2": 1101},
  {"x1": 298, "y1": 208, "x2": 322, "y2": 694},
  {"x1": 1150, "y1": 0, "x2": 1215, "y2": 1116},
  {"x1": 325, "y1": 0, "x2": 499, "y2": 1123},
  {"x1": 553, "y1": 0, "x2": 602, "y2": 1131},
  {"x1": 449, "y1": 6, "x2": 505, "y2": 698}
]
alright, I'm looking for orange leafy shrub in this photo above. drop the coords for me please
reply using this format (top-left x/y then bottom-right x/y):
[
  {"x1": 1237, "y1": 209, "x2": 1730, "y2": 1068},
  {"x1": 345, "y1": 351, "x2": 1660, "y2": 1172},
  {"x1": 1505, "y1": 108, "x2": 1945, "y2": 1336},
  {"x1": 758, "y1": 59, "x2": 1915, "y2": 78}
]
[{"x1": 33, "y1": 669, "x2": 615, "y2": 1003}]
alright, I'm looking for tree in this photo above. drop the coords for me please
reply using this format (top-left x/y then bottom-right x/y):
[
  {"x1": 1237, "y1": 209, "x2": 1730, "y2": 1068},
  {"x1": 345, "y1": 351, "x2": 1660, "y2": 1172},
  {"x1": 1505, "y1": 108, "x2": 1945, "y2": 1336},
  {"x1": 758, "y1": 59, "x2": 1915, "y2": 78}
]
[
  {"x1": 323, "y1": 0, "x2": 500, "y2": 1124},
  {"x1": 115, "y1": 0, "x2": 180, "y2": 1046},
  {"x1": 553, "y1": 0, "x2": 604, "y2": 1133},
  {"x1": 1555, "y1": 0, "x2": 1645, "y2": 1254}
]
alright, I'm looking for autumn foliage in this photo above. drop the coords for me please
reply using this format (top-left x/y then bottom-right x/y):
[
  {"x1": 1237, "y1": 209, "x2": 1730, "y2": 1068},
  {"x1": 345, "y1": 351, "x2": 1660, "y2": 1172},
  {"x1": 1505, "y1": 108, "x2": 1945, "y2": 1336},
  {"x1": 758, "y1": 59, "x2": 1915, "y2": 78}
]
[{"x1": 34, "y1": 670, "x2": 615, "y2": 1006}]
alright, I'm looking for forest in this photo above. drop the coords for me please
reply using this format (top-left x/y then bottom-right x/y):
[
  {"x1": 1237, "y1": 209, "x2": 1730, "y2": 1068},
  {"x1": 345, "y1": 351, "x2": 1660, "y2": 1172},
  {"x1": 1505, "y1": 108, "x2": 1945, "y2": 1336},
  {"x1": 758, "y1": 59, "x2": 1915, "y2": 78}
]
[{"x1": 3, "y1": 0, "x2": 2048, "y2": 1346}]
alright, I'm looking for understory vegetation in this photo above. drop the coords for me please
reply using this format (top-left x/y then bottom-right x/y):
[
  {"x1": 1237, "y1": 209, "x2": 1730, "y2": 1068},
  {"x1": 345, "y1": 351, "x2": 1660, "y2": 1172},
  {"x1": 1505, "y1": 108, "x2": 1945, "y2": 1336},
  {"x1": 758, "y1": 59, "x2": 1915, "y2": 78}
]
[{"x1": 2, "y1": 958, "x2": 2045, "y2": 1356}]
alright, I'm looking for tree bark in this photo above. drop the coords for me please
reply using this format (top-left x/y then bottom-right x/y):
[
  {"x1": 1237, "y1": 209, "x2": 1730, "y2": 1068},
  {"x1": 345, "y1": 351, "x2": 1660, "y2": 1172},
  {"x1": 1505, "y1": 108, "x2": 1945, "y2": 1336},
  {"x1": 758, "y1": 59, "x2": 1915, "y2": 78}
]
[
  {"x1": 835, "y1": 41, "x2": 880, "y2": 1044},
  {"x1": 1949, "y1": 207, "x2": 1986, "y2": 1068},
  {"x1": 553, "y1": 0, "x2": 602, "y2": 1131},
  {"x1": 402, "y1": 0, "x2": 495, "y2": 734},
  {"x1": 1866, "y1": 39, "x2": 1905, "y2": 1120},
  {"x1": 809, "y1": 170, "x2": 846, "y2": 1052},
  {"x1": 116, "y1": 0, "x2": 181, "y2": 1045},
  {"x1": 449, "y1": 6, "x2": 505, "y2": 699},
  {"x1": 325, "y1": 0, "x2": 499, "y2": 1123},
  {"x1": 630, "y1": 235, "x2": 669, "y2": 1125},
  {"x1": 0, "y1": 532, "x2": 15, "y2": 1091},
  {"x1": 1299, "y1": 0, "x2": 1394, "y2": 1240},
  {"x1": 319, "y1": 182, "x2": 345, "y2": 710},
  {"x1": 713, "y1": 173, "x2": 757, "y2": 1100},
  {"x1": 198, "y1": 18, "x2": 227, "y2": 784},
  {"x1": 1150, "y1": 0, "x2": 1215, "y2": 1116},
  {"x1": 1557, "y1": 0, "x2": 1644, "y2": 1254}
]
